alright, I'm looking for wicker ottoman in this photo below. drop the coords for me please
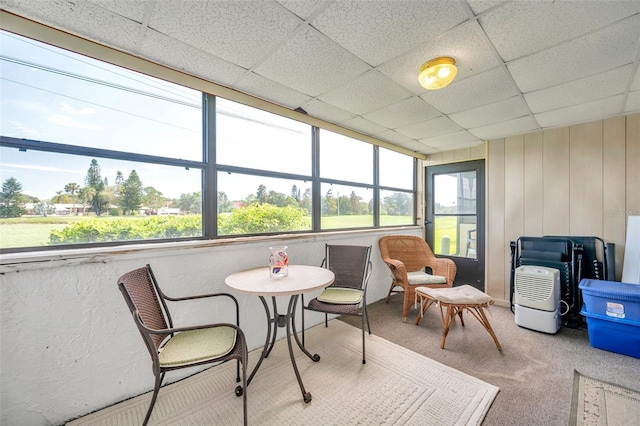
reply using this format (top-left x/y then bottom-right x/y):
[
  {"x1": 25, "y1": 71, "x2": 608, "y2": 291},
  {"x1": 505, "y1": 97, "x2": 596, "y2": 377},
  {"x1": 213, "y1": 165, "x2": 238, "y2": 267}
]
[{"x1": 415, "y1": 285, "x2": 502, "y2": 351}]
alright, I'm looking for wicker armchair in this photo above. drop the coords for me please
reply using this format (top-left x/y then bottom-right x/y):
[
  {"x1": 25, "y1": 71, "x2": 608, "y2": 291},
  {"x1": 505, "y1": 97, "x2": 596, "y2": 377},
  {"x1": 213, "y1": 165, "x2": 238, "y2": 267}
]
[
  {"x1": 117, "y1": 265, "x2": 248, "y2": 425},
  {"x1": 379, "y1": 235, "x2": 457, "y2": 322}
]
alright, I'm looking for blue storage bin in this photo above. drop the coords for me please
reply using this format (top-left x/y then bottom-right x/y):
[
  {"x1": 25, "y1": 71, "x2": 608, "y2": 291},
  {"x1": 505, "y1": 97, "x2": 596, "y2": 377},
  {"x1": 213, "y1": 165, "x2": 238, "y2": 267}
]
[
  {"x1": 579, "y1": 279, "x2": 640, "y2": 321},
  {"x1": 580, "y1": 309, "x2": 640, "y2": 358}
]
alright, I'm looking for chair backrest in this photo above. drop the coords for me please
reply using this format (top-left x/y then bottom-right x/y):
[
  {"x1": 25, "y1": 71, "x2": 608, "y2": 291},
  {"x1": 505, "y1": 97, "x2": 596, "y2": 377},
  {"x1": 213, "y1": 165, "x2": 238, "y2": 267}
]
[
  {"x1": 379, "y1": 235, "x2": 434, "y2": 272},
  {"x1": 323, "y1": 244, "x2": 372, "y2": 291},
  {"x1": 117, "y1": 265, "x2": 171, "y2": 356}
]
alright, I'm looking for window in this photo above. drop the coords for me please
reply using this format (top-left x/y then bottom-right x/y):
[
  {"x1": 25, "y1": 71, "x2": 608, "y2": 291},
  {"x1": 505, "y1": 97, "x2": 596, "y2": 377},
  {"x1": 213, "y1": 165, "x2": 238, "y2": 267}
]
[
  {"x1": 1, "y1": 31, "x2": 204, "y2": 249},
  {"x1": 379, "y1": 147, "x2": 415, "y2": 226},
  {"x1": 0, "y1": 30, "x2": 417, "y2": 252}
]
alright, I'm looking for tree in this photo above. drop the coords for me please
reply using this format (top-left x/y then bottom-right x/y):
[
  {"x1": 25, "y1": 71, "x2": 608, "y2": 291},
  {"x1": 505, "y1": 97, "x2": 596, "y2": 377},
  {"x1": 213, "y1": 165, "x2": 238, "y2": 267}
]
[
  {"x1": 256, "y1": 184, "x2": 268, "y2": 203},
  {"x1": 143, "y1": 186, "x2": 164, "y2": 214},
  {"x1": 119, "y1": 170, "x2": 143, "y2": 215},
  {"x1": 85, "y1": 159, "x2": 108, "y2": 216},
  {"x1": 217, "y1": 191, "x2": 232, "y2": 213},
  {"x1": 0, "y1": 177, "x2": 26, "y2": 217},
  {"x1": 64, "y1": 182, "x2": 80, "y2": 215}
]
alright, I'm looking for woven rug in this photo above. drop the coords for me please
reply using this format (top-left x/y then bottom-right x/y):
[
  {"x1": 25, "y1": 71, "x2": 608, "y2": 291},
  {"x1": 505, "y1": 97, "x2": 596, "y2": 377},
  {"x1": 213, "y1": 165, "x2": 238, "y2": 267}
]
[
  {"x1": 569, "y1": 370, "x2": 640, "y2": 425},
  {"x1": 68, "y1": 320, "x2": 498, "y2": 425}
]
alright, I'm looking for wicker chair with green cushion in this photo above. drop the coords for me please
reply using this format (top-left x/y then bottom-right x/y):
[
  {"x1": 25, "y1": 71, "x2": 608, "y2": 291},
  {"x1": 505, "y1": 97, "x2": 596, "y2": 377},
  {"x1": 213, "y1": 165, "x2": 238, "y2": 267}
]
[
  {"x1": 117, "y1": 264, "x2": 248, "y2": 426},
  {"x1": 301, "y1": 244, "x2": 373, "y2": 364},
  {"x1": 379, "y1": 235, "x2": 457, "y2": 322}
]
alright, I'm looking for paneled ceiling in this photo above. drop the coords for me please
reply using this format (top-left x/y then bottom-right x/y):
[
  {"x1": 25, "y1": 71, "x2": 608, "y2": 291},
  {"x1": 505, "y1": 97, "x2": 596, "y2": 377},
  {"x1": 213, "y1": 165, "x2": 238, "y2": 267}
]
[{"x1": 1, "y1": 0, "x2": 639, "y2": 155}]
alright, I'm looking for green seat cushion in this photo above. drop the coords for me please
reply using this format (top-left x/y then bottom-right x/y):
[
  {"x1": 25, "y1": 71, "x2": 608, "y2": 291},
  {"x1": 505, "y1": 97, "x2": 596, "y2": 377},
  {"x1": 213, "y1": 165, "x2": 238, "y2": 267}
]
[
  {"x1": 158, "y1": 326, "x2": 237, "y2": 367},
  {"x1": 317, "y1": 288, "x2": 363, "y2": 304},
  {"x1": 407, "y1": 271, "x2": 447, "y2": 285}
]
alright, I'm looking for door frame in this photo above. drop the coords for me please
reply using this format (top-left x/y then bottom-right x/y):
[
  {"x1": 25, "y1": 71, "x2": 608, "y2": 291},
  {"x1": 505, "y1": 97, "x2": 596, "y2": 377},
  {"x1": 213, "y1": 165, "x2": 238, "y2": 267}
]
[{"x1": 425, "y1": 159, "x2": 485, "y2": 290}]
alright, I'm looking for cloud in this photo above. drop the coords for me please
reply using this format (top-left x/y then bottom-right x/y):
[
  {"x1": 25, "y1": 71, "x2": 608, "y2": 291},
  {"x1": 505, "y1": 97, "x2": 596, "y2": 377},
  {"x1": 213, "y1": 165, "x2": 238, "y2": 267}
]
[
  {"x1": 60, "y1": 102, "x2": 96, "y2": 115},
  {"x1": 46, "y1": 114, "x2": 101, "y2": 130}
]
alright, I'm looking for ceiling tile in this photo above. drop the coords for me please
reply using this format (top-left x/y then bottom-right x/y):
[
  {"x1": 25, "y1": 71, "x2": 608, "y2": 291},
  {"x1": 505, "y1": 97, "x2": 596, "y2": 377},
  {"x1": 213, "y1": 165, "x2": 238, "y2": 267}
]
[
  {"x1": 625, "y1": 91, "x2": 640, "y2": 113},
  {"x1": 341, "y1": 116, "x2": 388, "y2": 136},
  {"x1": 479, "y1": 0, "x2": 640, "y2": 61},
  {"x1": 421, "y1": 67, "x2": 518, "y2": 114},
  {"x1": 362, "y1": 97, "x2": 441, "y2": 129},
  {"x1": 524, "y1": 65, "x2": 633, "y2": 114},
  {"x1": 466, "y1": 0, "x2": 509, "y2": 15},
  {"x1": 418, "y1": 131, "x2": 481, "y2": 148},
  {"x1": 311, "y1": 0, "x2": 467, "y2": 66},
  {"x1": 275, "y1": 0, "x2": 327, "y2": 20},
  {"x1": 396, "y1": 116, "x2": 464, "y2": 140},
  {"x1": 234, "y1": 72, "x2": 311, "y2": 109},
  {"x1": 508, "y1": 14, "x2": 640, "y2": 93},
  {"x1": 2, "y1": 0, "x2": 142, "y2": 52},
  {"x1": 374, "y1": 130, "x2": 416, "y2": 146},
  {"x1": 300, "y1": 99, "x2": 356, "y2": 124},
  {"x1": 86, "y1": 0, "x2": 149, "y2": 22},
  {"x1": 469, "y1": 115, "x2": 539, "y2": 140},
  {"x1": 140, "y1": 29, "x2": 247, "y2": 88},
  {"x1": 448, "y1": 95, "x2": 530, "y2": 128},
  {"x1": 535, "y1": 95, "x2": 625, "y2": 128},
  {"x1": 377, "y1": 20, "x2": 501, "y2": 95},
  {"x1": 149, "y1": 0, "x2": 302, "y2": 69},
  {"x1": 253, "y1": 26, "x2": 370, "y2": 97},
  {"x1": 319, "y1": 70, "x2": 411, "y2": 116}
]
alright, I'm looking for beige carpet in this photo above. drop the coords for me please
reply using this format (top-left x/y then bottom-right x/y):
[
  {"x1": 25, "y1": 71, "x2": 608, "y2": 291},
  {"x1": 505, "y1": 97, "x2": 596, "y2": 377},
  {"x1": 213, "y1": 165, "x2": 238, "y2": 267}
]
[
  {"x1": 570, "y1": 370, "x2": 640, "y2": 426},
  {"x1": 68, "y1": 320, "x2": 498, "y2": 425}
]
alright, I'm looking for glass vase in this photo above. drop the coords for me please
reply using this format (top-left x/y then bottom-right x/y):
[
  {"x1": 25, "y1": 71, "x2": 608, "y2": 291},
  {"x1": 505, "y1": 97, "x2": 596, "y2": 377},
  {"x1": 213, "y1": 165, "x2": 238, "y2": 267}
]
[{"x1": 269, "y1": 246, "x2": 289, "y2": 278}]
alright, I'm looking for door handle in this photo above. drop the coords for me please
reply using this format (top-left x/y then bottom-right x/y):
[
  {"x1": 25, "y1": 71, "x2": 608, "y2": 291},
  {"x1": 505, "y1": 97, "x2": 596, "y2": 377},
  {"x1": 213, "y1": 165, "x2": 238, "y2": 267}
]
[{"x1": 424, "y1": 219, "x2": 432, "y2": 225}]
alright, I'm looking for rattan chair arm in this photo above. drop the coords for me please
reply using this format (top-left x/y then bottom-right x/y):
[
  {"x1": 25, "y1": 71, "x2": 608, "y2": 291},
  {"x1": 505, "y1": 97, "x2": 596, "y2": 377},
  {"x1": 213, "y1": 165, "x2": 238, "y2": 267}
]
[
  {"x1": 381, "y1": 258, "x2": 409, "y2": 283},
  {"x1": 427, "y1": 257, "x2": 457, "y2": 286}
]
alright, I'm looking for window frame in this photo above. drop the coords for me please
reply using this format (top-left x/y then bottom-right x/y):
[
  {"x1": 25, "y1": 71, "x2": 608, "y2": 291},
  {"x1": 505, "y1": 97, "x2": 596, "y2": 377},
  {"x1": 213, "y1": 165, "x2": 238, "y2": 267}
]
[{"x1": 0, "y1": 22, "x2": 420, "y2": 254}]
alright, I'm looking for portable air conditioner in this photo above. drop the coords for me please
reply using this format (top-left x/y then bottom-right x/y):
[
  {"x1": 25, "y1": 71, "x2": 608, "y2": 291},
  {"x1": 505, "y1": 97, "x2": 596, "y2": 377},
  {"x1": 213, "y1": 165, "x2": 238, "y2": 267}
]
[{"x1": 514, "y1": 265, "x2": 561, "y2": 334}]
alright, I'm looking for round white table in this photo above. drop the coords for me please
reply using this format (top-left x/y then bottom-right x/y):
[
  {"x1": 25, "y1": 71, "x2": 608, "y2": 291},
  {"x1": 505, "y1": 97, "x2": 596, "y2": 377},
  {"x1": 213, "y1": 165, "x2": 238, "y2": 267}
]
[{"x1": 225, "y1": 265, "x2": 335, "y2": 403}]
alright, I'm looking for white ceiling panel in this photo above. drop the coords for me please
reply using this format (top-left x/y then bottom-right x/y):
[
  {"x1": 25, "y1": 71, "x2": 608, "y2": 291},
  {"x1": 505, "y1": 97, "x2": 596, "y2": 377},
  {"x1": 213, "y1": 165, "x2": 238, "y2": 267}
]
[
  {"x1": 86, "y1": 0, "x2": 150, "y2": 22},
  {"x1": 253, "y1": 26, "x2": 370, "y2": 97},
  {"x1": 469, "y1": 115, "x2": 538, "y2": 140},
  {"x1": 311, "y1": 0, "x2": 467, "y2": 66},
  {"x1": 418, "y1": 131, "x2": 481, "y2": 148},
  {"x1": 421, "y1": 67, "x2": 518, "y2": 114},
  {"x1": 140, "y1": 29, "x2": 247, "y2": 88},
  {"x1": 449, "y1": 95, "x2": 530, "y2": 128},
  {"x1": 479, "y1": 0, "x2": 640, "y2": 62},
  {"x1": 508, "y1": 14, "x2": 640, "y2": 93},
  {"x1": 149, "y1": 0, "x2": 302, "y2": 69},
  {"x1": 524, "y1": 65, "x2": 633, "y2": 114},
  {"x1": 535, "y1": 95, "x2": 626, "y2": 128},
  {"x1": 626, "y1": 91, "x2": 640, "y2": 113},
  {"x1": 1, "y1": 0, "x2": 639, "y2": 156},
  {"x1": 362, "y1": 97, "x2": 441, "y2": 129},
  {"x1": 234, "y1": 71, "x2": 312, "y2": 109},
  {"x1": 397, "y1": 116, "x2": 464, "y2": 140},
  {"x1": 318, "y1": 70, "x2": 411, "y2": 115},
  {"x1": 341, "y1": 116, "x2": 389, "y2": 136}
]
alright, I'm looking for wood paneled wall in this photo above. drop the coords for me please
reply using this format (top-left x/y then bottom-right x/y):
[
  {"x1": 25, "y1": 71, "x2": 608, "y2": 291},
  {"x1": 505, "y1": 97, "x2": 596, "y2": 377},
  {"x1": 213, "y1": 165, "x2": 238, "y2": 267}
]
[{"x1": 486, "y1": 113, "x2": 640, "y2": 303}]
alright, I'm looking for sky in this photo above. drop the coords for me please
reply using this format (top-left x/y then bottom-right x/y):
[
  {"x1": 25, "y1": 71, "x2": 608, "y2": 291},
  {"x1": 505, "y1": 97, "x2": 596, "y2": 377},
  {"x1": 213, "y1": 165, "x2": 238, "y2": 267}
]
[{"x1": 1, "y1": 30, "x2": 418, "y2": 203}]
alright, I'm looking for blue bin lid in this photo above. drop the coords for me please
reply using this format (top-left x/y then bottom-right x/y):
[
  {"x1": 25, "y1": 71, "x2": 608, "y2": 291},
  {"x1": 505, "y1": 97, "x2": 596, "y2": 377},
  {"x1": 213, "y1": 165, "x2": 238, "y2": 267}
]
[{"x1": 579, "y1": 279, "x2": 640, "y2": 298}]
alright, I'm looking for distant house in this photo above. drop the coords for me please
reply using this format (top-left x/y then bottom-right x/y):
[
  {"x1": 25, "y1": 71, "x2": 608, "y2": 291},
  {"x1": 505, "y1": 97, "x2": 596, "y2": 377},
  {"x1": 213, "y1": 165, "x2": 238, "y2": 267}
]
[{"x1": 158, "y1": 207, "x2": 181, "y2": 215}]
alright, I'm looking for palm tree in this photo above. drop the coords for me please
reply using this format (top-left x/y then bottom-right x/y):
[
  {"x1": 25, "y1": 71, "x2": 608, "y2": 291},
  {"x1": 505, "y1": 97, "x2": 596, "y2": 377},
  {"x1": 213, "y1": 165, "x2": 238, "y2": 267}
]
[{"x1": 64, "y1": 182, "x2": 80, "y2": 216}]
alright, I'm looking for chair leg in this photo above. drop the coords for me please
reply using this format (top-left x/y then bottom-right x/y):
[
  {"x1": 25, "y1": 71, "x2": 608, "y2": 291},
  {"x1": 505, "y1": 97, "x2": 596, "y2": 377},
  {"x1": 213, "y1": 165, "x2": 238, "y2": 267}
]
[
  {"x1": 439, "y1": 305, "x2": 457, "y2": 349},
  {"x1": 361, "y1": 313, "x2": 366, "y2": 364},
  {"x1": 402, "y1": 289, "x2": 413, "y2": 323},
  {"x1": 385, "y1": 281, "x2": 394, "y2": 303},
  {"x1": 241, "y1": 347, "x2": 248, "y2": 426},
  {"x1": 143, "y1": 371, "x2": 165, "y2": 426}
]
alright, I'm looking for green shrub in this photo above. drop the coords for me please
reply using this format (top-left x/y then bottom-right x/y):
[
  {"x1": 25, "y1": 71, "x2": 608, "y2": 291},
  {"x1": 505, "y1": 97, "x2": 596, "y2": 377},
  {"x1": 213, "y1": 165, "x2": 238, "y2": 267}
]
[
  {"x1": 218, "y1": 203, "x2": 308, "y2": 235},
  {"x1": 48, "y1": 215, "x2": 202, "y2": 244}
]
